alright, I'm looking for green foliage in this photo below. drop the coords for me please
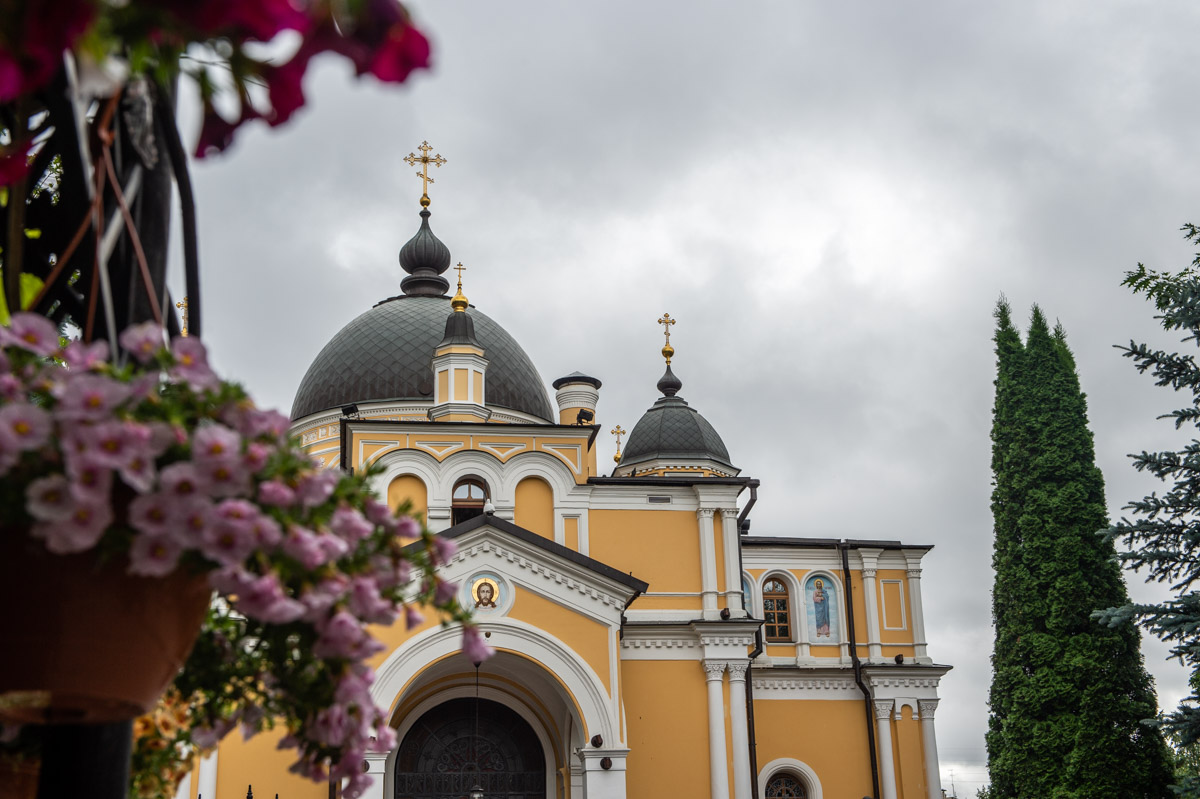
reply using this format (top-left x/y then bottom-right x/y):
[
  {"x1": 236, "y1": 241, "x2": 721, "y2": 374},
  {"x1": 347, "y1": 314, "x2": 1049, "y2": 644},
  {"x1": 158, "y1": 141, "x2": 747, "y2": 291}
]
[
  {"x1": 987, "y1": 299, "x2": 1173, "y2": 798},
  {"x1": 1104, "y1": 227, "x2": 1200, "y2": 799}
]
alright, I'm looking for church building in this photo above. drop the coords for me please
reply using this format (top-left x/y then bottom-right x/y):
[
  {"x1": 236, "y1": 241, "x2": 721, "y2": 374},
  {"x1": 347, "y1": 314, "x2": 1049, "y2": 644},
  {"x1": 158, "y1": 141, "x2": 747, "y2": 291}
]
[{"x1": 192, "y1": 145, "x2": 950, "y2": 799}]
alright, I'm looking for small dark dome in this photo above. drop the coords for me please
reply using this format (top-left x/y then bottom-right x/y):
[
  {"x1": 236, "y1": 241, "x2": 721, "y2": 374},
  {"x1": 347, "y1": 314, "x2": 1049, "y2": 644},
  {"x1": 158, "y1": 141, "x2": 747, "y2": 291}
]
[
  {"x1": 438, "y1": 309, "x2": 480, "y2": 349},
  {"x1": 620, "y1": 392, "x2": 734, "y2": 471},
  {"x1": 399, "y1": 209, "x2": 451, "y2": 296},
  {"x1": 291, "y1": 296, "x2": 554, "y2": 421},
  {"x1": 552, "y1": 372, "x2": 602, "y2": 390}
]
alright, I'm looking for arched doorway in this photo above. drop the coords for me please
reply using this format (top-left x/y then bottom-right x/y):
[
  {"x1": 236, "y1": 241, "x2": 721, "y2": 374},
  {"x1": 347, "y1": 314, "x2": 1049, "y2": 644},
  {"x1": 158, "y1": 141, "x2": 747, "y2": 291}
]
[{"x1": 394, "y1": 697, "x2": 546, "y2": 799}]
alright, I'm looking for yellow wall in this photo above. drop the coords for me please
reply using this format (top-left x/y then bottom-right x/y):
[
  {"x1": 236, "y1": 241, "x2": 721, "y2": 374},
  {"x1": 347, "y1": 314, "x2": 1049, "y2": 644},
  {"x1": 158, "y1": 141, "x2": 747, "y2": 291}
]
[
  {"x1": 622, "y1": 660, "x2": 710, "y2": 799},
  {"x1": 216, "y1": 726, "x2": 326, "y2": 799},
  {"x1": 878, "y1": 570, "x2": 912, "y2": 644},
  {"x1": 437, "y1": 369, "x2": 449, "y2": 401},
  {"x1": 514, "y1": 476, "x2": 555, "y2": 539},
  {"x1": 454, "y1": 368, "x2": 469, "y2": 401},
  {"x1": 388, "y1": 474, "x2": 428, "y2": 523},
  {"x1": 894, "y1": 704, "x2": 927, "y2": 799},
  {"x1": 589, "y1": 509, "x2": 701, "y2": 593},
  {"x1": 754, "y1": 699, "x2": 873, "y2": 798},
  {"x1": 511, "y1": 585, "x2": 611, "y2": 692}
]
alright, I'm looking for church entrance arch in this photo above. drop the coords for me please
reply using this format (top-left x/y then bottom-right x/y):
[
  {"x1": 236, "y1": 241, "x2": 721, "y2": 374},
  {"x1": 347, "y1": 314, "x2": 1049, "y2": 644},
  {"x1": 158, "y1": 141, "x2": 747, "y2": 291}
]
[{"x1": 394, "y1": 697, "x2": 546, "y2": 799}]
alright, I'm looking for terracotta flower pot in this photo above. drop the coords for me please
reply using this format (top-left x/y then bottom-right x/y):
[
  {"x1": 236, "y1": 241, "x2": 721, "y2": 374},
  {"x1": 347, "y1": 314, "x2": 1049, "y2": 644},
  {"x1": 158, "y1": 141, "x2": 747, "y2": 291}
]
[{"x1": 0, "y1": 531, "x2": 211, "y2": 724}]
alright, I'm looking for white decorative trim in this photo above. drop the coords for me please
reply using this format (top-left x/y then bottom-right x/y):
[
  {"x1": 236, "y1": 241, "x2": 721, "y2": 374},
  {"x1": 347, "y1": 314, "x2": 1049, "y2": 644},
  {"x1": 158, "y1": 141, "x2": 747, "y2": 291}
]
[
  {"x1": 873, "y1": 699, "x2": 895, "y2": 720},
  {"x1": 413, "y1": 440, "x2": 465, "y2": 458},
  {"x1": 750, "y1": 674, "x2": 861, "y2": 700},
  {"x1": 758, "y1": 758, "x2": 823, "y2": 799},
  {"x1": 918, "y1": 698, "x2": 939, "y2": 719},
  {"x1": 703, "y1": 660, "x2": 726, "y2": 681},
  {"x1": 541, "y1": 443, "x2": 583, "y2": 473},
  {"x1": 478, "y1": 441, "x2": 528, "y2": 460}
]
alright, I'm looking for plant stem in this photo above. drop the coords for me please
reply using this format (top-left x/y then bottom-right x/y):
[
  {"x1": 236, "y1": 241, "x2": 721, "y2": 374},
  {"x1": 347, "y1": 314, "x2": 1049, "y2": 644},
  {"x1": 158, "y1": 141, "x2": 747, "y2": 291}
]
[{"x1": 5, "y1": 100, "x2": 29, "y2": 318}]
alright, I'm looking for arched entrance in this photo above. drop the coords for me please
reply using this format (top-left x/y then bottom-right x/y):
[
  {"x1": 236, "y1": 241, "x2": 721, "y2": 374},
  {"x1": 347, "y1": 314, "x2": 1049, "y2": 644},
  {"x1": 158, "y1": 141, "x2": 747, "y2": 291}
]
[{"x1": 394, "y1": 697, "x2": 546, "y2": 799}]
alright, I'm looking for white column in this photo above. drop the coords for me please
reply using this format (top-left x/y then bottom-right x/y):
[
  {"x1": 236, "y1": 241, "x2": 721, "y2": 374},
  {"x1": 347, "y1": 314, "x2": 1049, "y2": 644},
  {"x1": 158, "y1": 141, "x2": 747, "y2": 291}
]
[
  {"x1": 197, "y1": 751, "x2": 218, "y2": 799},
  {"x1": 698, "y1": 509, "x2": 719, "y2": 620},
  {"x1": 703, "y1": 660, "x2": 730, "y2": 799},
  {"x1": 874, "y1": 700, "x2": 898, "y2": 799},
  {"x1": 859, "y1": 549, "x2": 883, "y2": 662},
  {"x1": 720, "y1": 508, "x2": 745, "y2": 617},
  {"x1": 361, "y1": 752, "x2": 388, "y2": 799},
  {"x1": 906, "y1": 564, "x2": 930, "y2": 662},
  {"x1": 173, "y1": 772, "x2": 192, "y2": 799},
  {"x1": 578, "y1": 749, "x2": 628, "y2": 799},
  {"x1": 726, "y1": 661, "x2": 752, "y2": 799},
  {"x1": 918, "y1": 700, "x2": 943, "y2": 799}
]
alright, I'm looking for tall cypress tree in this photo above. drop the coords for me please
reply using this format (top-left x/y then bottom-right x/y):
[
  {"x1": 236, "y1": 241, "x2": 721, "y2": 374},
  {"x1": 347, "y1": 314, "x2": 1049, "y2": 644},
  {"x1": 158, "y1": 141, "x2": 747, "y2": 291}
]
[{"x1": 986, "y1": 301, "x2": 1173, "y2": 799}]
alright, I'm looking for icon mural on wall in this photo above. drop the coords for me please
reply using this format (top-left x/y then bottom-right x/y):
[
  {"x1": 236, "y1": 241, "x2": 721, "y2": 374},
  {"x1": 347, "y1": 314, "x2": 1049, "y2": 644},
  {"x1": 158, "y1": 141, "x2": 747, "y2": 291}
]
[
  {"x1": 805, "y1": 575, "x2": 838, "y2": 641},
  {"x1": 472, "y1": 577, "x2": 500, "y2": 609}
]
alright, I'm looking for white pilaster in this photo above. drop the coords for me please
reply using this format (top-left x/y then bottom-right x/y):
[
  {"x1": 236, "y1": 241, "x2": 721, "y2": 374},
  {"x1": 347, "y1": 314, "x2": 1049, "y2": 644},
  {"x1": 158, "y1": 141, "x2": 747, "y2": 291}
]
[
  {"x1": 918, "y1": 699, "x2": 943, "y2": 799},
  {"x1": 698, "y1": 509, "x2": 719, "y2": 620},
  {"x1": 904, "y1": 554, "x2": 930, "y2": 662},
  {"x1": 173, "y1": 771, "x2": 192, "y2": 799},
  {"x1": 577, "y1": 748, "x2": 629, "y2": 799},
  {"x1": 719, "y1": 508, "x2": 745, "y2": 617},
  {"x1": 361, "y1": 752, "x2": 388, "y2": 799},
  {"x1": 704, "y1": 660, "x2": 730, "y2": 799},
  {"x1": 197, "y1": 751, "x2": 218, "y2": 799},
  {"x1": 874, "y1": 699, "x2": 897, "y2": 799},
  {"x1": 859, "y1": 548, "x2": 883, "y2": 662},
  {"x1": 727, "y1": 661, "x2": 752, "y2": 799}
]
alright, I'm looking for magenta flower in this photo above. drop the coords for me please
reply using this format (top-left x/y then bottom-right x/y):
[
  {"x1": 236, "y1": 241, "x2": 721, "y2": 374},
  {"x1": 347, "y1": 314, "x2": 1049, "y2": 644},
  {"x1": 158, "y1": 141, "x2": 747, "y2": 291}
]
[
  {"x1": 330, "y1": 506, "x2": 373, "y2": 544},
  {"x1": 56, "y1": 374, "x2": 131, "y2": 422},
  {"x1": 127, "y1": 532, "x2": 183, "y2": 577},
  {"x1": 259, "y1": 479, "x2": 296, "y2": 507},
  {"x1": 300, "y1": 576, "x2": 350, "y2": 621},
  {"x1": 170, "y1": 336, "x2": 219, "y2": 391},
  {"x1": 159, "y1": 461, "x2": 209, "y2": 498},
  {"x1": 368, "y1": 22, "x2": 430, "y2": 84},
  {"x1": 396, "y1": 515, "x2": 420, "y2": 538},
  {"x1": 118, "y1": 452, "x2": 157, "y2": 493},
  {"x1": 249, "y1": 513, "x2": 284, "y2": 549},
  {"x1": 317, "y1": 533, "x2": 349, "y2": 562},
  {"x1": 243, "y1": 441, "x2": 272, "y2": 473},
  {"x1": 432, "y1": 535, "x2": 457, "y2": 564},
  {"x1": 128, "y1": 492, "x2": 175, "y2": 537},
  {"x1": 193, "y1": 424, "x2": 242, "y2": 463},
  {"x1": 296, "y1": 469, "x2": 339, "y2": 508},
  {"x1": 0, "y1": 313, "x2": 60, "y2": 357},
  {"x1": 347, "y1": 577, "x2": 394, "y2": 624},
  {"x1": 313, "y1": 610, "x2": 383, "y2": 660},
  {"x1": 0, "y1": 374, "x2": 22, "y2": 402},
  {"x1": 31, "y1": 500, "x2": 113, "y2": 554},
  {"x1": 62, "y1": 339, "x2": 109, "y2": 371},
  {"x1": 334, "y1": 665, "x2": 375, "y2": 706},
  {"x1": 200, "y1": 457, "x2": 251, "y2": 498},
  {"x1": 175, "y1": 497, "x2": 214, "y2": 543},
  {"x1": 25, "y1": 474, "x2": 74, "y2": 522},
  {"x1": 201, "y1": 506, "x2": 257, "y2": 565},
  {"x1": 364, "y1": 497, "x2": 395, "y2": 529},
  {"x1": 309, "y1": 704, "x2": 351, "y2": 746},
  {"x1": 77, "y1": 420, "x2": 149, "y2": 469},
  {"x1": 235, "y1": 574, "x2": 306, "y2": 623},
  {"x1": 283, "y1": 525, "x2": 328, "y2": 570},
  {"x1": 118, "y1": 321, "x2": 165, "y2": 363},
  {"x1": 63, "y1": 455, "x2": 113, "y2": 503},
  {"x1": 0, "y1": 403, "x2": 51, "y2": 451},
  {"x1": 461, "y1": 626, "x2": 494, "y2": 663}
]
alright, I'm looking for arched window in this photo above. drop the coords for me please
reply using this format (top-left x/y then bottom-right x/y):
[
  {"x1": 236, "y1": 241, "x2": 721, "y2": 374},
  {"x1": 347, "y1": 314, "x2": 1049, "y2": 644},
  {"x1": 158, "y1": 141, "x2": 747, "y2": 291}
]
[
  {"x1": 763, "y1": 578, "x2": 791, "y2": 642},
  {"x1": 452, "y1": 477, "x2": 489, "y2": 525},
  {"x1": 765, "y1": 772, "x2": 808, "y2": 798}
]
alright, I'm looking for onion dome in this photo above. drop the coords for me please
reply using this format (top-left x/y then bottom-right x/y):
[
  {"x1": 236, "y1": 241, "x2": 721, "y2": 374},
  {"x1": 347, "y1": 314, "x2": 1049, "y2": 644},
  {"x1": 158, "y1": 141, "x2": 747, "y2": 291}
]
[
  {"x1": 618, "y1": 365, "x2": 736, "y2": 474},
  {"x1": 399, "y1": 209, "x2": 451, "y2": 297}
]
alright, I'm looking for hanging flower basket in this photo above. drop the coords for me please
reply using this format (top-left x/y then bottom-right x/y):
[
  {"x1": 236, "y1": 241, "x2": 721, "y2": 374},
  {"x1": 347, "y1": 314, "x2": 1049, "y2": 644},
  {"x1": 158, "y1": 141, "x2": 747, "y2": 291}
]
[{"x1": 0, "y1": 529, "x2": 210, "y2": 725}]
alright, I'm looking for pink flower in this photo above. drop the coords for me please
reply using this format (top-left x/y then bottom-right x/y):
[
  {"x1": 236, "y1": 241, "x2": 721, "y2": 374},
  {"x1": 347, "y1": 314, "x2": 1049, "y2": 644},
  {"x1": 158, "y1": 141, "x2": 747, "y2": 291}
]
[
  {"x1": 368, "y1": 23, "x2": 430, "y2": 84},
  {"x1": 127, "y1": 532, "x2": 183, "y2": 577},
  {"x1": 371, "y1": 725, "x2": 396, "y2": 753},
  {"x1": 461, "y1": 626, "x2": 494, "y2": 663},
  {"x1": 334, "y1": 666, "x2": 374, "y2": 707},
  {"x1": 235, "y1": 574, "x2": 305, "y2": 623},
  {"x1": 78, "y1": 420, "x2": 151, "y2": 469},
  {"x1": 170, "y1": 337, "x2": 219, "y2": 391},
  {"x1": 175, "y1": 497, "x2": 214, "y2": 544},
  {"x1": 159, "y1": 462, "x2": 209, "y2": 498},
  {"x1": 63, "y1": 455, "x2": 113, "y2": 503},
  {"x1": 318, "y1": 533, "x2": 349, "y2": 561},
  {"x1": 330, "y1": 506, "x2": 373, "y2": 544},
  {"x1": 239, "y1": 408, "x2": 291, "y2": 441},
  {"x1": 118, "y1": 452, "x2": 157, "y2": 493},
  {"x1": 263, "y1": 54, "x2": 310, "y2": 127},
  {"x1": 283, "y1": 525, "x2": 328, "y2": 569},
  {"x1": 433, "y1": 579, "x2": 457, "y2": 605},
  {"x1": 0, "y1": 403, "x2": 51, "y2": 450},
  {"x1": 364, "y1": 497, "x2": 394, "y2": 529},
  {"x1": 296, "y1": 468, "x2": 339, "y2": 508},
  {"x1": 396, "y1": 515, "x2": 420, "y2": 538},
  {"x1": 431, "y1": 535, "x2": 456, "y2": 564},
  {"x1": 258, "y1": 479, "x2": 295, "y2": 507},
  {"x1": 0, "y1": 374, "x2": 22, "y2": 402},
  {"x1": 198, "y1": 457, "x2": 251, "y2": 498},
  {"x1": 201, "y1": 502, "x2": 258, "y2": 565},
  {"x1": 127, "y1": 492, "x2": 174, "y2": 536},
  {"x1": 348, "y1": 577, "x2": 394, "y2": 624},
  {"x1": 25, "y1": 474, "x2": 74, "y2": 522},
  {"x1": 62, "y1": 339, "x2": 109, "y2": 371},
  {"x1": 249, "y1": 513, "x2": 283, "y2": 548},
  {"x1": 32, "y1": 500, "x2": 113, "y2": 554},
  {"x1": 242, "y1": 441, "x2": 272, "y2": 473},
  {"x1": 309, "y1": 704, "x2": 351, "y2": 746},
  {"x1": 313, "y1": 610, "x2": 383, "y2": 659},
  {"x1": 343, "y1": 773, "x2": 374, "y2": 799},
  {"x1": 0, "y1": 313, "x2": 60, "y2": 356},
  {"x1": 404, "y1": 605, "x2": 423, "y2": 629},
  {"x1": 119, "y1": 321, "x2": 164, "y2": 363},
  {"x1": 193, "y1": 424, "x2": 241, "y2": 463},
  {"x1": 300, "y1": 576, "x2": 349, "y2": 621},
  {"x1": 56, "y1": 374, "x2": 131, "y2": 421}
]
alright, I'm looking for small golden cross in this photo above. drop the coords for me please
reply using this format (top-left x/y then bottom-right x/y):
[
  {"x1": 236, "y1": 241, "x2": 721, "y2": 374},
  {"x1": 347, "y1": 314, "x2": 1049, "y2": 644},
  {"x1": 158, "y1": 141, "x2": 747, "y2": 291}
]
[
  {"x1": 611, "y1": 424, "x2": 626, "y2": 463},
  {"x1": 454, "y1": 262, "x2": 466, "y2": 290},
  {"x1": 403, "y1": 140, "x2": 447, "y2": 206},
  {"x1": 657, "y1": 312, "x2": 676, "y2": 346},
  {"x1": 176, "y1": 297, "x2": 189, "y2": 337}
]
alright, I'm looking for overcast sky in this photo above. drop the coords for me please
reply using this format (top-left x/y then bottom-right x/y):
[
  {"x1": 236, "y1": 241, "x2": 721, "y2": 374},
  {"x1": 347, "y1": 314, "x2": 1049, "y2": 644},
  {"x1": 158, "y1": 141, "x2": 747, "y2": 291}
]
[{"x1": 171, "y1": 3, "x2": 1200, "y2": 794}]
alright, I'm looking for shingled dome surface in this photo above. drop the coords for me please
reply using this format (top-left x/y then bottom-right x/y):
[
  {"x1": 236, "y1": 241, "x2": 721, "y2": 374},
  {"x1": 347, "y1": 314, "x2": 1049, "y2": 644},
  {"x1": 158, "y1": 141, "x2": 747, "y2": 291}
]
[
  {"x1": 620, "y1": 395, "x2": 734, "y2": 470},
  {"x1": 291, "y1": 296, "x2": 554, "y2": 421}
]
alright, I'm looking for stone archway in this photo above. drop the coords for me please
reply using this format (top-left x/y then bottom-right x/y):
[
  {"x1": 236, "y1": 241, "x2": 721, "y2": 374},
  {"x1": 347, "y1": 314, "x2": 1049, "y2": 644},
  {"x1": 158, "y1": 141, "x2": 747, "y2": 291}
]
[{"x1": 394, "y1": 697, "x2": 545, "y2": 799}]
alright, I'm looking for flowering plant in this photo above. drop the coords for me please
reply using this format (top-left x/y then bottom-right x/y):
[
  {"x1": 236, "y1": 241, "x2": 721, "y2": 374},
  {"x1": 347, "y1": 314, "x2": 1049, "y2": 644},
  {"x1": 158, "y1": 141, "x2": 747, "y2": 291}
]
[{"x1": 0, "y1": 314, "x2": 490, "y2": 799}]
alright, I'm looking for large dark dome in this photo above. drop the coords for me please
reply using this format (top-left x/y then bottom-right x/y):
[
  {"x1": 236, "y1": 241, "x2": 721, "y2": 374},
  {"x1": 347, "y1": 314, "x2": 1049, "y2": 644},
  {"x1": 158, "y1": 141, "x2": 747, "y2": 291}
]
[
  {"x1": 291, "y1": 295, "x2": 554, "y2": 421},
  {"x1": 620, "y1": 395, "x2": 734, "y2": 470}
]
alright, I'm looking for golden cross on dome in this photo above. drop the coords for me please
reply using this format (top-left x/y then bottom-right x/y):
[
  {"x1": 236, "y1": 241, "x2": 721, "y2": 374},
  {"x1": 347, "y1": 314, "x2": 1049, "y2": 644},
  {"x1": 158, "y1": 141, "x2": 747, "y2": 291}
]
[
  {"x1": 611, "y1": 424, "x2": 626, "y2": 464},
  {"x1": 403, "y1": 141, "x2": 447, "y2": 207},
  {"x1": 657, "y1": 312, "x2": 676, "y2": 364},
  {"x1": 176, "y1": 297, "x2": 189, "y2": 337},
  {"x1": 454, "y1": 261, "x2": 466, "y2": 288}
]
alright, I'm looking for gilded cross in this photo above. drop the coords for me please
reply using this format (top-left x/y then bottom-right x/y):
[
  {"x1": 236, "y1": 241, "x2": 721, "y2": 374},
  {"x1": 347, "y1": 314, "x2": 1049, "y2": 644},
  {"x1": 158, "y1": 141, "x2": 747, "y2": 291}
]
[
  {"x1": 403, "y1": 141, "x2": 447, "y2": 206},
  {"x1": 176, "y1": 297, "x2": 189, "y2": 337},
  {"x1": 454, "y1": 262, "x2": 466, "y2": 290},
  {"x1": 657, "y1": 312, "x2": 676, "y2": 346},
  {"x1": 611, "y1": 424, "x2": 626, "y2": 464}
]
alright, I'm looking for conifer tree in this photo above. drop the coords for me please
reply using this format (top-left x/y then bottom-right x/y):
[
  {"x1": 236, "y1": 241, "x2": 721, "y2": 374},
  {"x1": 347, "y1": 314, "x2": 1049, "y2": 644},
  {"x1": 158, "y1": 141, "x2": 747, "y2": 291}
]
[{"x1": 987, "y1": 301, "x2": 1173, "y2": 799}]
